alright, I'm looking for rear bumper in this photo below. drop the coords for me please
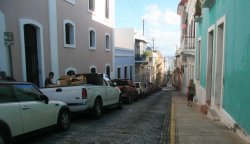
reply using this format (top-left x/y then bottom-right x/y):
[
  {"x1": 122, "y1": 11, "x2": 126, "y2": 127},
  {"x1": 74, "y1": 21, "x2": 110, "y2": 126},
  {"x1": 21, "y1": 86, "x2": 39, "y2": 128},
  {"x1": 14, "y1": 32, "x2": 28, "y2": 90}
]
[{"x1": 67, "y1": 102, "x2": 88, "y2": 112}]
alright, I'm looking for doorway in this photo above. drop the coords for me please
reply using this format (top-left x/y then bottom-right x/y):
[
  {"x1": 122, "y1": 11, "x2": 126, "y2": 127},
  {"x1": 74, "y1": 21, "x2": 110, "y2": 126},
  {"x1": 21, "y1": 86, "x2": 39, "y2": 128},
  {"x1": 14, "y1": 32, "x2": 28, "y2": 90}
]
[
  {"x1": 206, "y1": 27, "x2": 214, "y2": 106},
  {"x1": 24, "y1": 24, "x2": 39, "y2": 86},
  {"x1": 215, "y1": 18, "x2": 225, "y2": 108}
]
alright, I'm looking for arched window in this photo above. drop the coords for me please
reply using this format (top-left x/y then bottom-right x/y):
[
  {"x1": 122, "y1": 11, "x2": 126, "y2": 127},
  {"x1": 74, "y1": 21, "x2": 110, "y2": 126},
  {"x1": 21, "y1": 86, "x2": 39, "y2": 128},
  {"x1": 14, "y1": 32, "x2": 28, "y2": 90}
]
[
  {"x1": 89, "y1": 65, "x2": 97, "y2": 74},
  {"x1": 105, "y1": 33, "x2": 110, "y2": 51},
  {"x1": 106, "y1": 64, "x2": 110, "y2": 78},
  {"x1": 89, "y1": 0, "x2": 95, "y2": 11},
  {"x1": 67, "y1": 70, "x2": 75, "y2": 76},
  {"x1": 65, "y1": 67, "x2": 77, "y2": 75},
  {"x1": 89, "y1": 28, "x2": 96, "y2": 49},
  {"x1": 105, "y1": 0, "x2": 109, "y2": 18},
  {"x1": 64, "y1": 20, "x2": 75, "y2": 48}
]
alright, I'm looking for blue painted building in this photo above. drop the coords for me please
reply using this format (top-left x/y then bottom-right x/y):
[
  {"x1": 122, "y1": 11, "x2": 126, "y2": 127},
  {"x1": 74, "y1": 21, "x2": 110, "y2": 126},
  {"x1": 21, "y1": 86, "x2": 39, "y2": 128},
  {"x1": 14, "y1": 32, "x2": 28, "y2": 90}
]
[{"x1": 114, "y1": 28, "x2": 135, "y2": 80}]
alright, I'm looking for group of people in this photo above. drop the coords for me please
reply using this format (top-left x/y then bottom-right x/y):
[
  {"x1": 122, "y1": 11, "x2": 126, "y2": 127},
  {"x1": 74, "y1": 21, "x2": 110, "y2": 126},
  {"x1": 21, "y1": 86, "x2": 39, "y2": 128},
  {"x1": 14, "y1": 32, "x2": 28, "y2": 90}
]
[{"x1": 0, "y1": 70, "x2": 55, "y2": 88}]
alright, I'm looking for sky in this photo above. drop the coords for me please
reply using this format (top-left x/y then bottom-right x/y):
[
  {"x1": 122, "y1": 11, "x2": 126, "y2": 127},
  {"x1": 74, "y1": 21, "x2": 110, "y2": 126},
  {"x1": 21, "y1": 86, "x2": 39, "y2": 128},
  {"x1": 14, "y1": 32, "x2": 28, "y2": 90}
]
[{"x1": 115, "y1": 0, "x2": 180, "y2": 57}]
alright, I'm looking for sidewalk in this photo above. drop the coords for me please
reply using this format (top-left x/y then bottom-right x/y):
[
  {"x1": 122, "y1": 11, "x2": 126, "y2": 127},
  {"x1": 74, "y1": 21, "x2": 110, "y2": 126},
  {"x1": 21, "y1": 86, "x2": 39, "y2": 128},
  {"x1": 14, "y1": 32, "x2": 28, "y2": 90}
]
[{"x1": 171, "y1": 91, "x2": 248, "y2": 144}]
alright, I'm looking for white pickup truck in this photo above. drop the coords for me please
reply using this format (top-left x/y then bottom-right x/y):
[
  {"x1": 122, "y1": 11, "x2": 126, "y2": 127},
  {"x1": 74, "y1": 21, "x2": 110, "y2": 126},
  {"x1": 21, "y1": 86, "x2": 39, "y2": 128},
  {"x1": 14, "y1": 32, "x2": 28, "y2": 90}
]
[{"x1": 40, "y1": 74, "x2": 122, "y2": 119}]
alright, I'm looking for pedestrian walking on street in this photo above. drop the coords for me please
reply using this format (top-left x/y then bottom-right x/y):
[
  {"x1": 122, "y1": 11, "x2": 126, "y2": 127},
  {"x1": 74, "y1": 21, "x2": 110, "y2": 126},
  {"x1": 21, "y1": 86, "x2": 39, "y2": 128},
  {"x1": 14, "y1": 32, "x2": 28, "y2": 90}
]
[{"x1": 187, "y1": 79, "x2": 195, "y2": 107}]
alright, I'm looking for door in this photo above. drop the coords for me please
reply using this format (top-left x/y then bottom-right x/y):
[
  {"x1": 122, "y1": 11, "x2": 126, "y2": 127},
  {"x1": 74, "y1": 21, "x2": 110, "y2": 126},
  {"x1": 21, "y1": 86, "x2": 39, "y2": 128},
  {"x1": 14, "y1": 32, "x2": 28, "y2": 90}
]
[
  {"x1": 105, "y1": 79, "x2": 119, "y2": 104},
  {"x1": 13, "y1": 84, "x2": 57, "y2": 133},
  {"x1": 206, "y1": 29, "x2": 214, "y2": 106},
  {"x1": 24, "y1": 24, "x2": 39, "y2": 86},
  {"x1": 215, "y1": 22, "x2": 225, "y2": 107},
  {"x1": 0, "y1": 84, "x2": 23, "y2": 136}
]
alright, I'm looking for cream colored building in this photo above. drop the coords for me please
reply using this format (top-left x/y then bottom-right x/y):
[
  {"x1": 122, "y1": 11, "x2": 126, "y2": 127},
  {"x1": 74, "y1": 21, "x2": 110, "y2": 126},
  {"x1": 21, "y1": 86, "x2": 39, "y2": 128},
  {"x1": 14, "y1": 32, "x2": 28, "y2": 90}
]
[
  {"x1": 177, "y1": 0, "x2": 196, "y2": 94},
  {"x1": 0, "y1": 0, "x2": 114, "y2": 87}
]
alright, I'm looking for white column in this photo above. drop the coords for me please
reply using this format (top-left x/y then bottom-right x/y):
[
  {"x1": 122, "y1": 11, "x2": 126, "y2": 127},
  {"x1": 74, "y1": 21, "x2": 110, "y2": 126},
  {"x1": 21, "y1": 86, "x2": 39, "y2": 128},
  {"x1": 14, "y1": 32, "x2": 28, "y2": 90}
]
[
  {"x1": 48, "y1": 0, "x2": 59, "y2": 80},
  {"x1": 0, "y1": 12, "x2": 9, "y2": 75}
]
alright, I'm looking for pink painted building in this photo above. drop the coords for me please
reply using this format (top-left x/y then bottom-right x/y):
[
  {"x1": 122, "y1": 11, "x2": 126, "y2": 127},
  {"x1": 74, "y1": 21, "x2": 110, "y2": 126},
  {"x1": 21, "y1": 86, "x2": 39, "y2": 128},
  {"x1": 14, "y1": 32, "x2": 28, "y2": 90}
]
[{"x1": 0, "y1": 0, "x2": 114, "y2": 87}]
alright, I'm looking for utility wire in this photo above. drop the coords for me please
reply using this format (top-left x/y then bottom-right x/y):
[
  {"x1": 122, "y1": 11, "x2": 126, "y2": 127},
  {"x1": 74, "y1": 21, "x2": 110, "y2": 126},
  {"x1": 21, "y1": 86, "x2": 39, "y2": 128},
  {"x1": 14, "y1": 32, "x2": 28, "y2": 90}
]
[{"x1": 128, "y1": 0, "x2": 141, "y2": 20}]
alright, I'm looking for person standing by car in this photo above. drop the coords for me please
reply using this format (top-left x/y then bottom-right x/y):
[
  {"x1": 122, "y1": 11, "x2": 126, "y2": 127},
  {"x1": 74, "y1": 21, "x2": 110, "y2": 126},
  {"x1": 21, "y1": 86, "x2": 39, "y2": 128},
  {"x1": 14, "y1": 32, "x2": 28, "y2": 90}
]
[{"x1": 45, "y1": 72, "x2": 55, "y2": 87}]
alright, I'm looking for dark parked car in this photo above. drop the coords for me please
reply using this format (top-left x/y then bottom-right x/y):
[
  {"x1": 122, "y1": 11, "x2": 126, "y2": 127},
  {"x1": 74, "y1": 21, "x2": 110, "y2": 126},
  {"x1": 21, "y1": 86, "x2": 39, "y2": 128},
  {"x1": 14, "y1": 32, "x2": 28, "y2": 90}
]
[{"x1": 112, "y1": 79, "x2": 138, "y2": 103}]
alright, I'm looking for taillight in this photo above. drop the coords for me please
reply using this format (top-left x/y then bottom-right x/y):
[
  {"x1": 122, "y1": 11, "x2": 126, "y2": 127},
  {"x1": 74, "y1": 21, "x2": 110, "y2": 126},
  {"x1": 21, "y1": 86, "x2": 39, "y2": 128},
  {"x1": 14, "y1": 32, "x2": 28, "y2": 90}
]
[{"x1": 82, "y1": 88, "x2": 87, "y2": 99}]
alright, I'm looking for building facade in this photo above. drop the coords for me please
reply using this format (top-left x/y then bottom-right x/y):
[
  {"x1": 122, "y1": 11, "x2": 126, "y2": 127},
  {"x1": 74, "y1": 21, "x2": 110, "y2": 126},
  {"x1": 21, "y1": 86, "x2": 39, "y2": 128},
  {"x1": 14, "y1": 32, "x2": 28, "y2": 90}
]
[
  {"x1": 114, "y1": 28, "x2": 135, "y2": 80},
  {"x1": 177, "y1": 0, "x2": 196, "y2": 94},
  {"x1": 134, "y1": 34, "x2": 148, "y2": 83},
  {"x1": 195, "y1": 0, "x2": 250, "y2": 142},
  {"x1": 0, "y1": 0, "x2": 114, "y2": 87}
]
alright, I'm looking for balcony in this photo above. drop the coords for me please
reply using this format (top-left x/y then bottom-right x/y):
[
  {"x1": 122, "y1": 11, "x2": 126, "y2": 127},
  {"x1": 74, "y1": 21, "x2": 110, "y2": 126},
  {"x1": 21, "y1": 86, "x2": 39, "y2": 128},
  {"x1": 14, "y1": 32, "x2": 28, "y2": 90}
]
[
  {"x1": 135, "y1": 54, "x2": 148, "y2": 65},
  {"x1": 180, "y1": 37, "x2": 195, "y2": 56},
  {"x1": 202, "y1": 0, "x2": 215, "y2": 8}
]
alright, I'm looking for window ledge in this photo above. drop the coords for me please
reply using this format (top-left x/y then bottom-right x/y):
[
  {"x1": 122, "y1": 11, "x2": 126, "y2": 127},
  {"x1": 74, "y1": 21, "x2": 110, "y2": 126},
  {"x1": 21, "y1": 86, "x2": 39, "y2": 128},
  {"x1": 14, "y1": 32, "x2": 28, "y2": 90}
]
[
  {"x1": 64, "y1": 44, "x2": 76, "y2": 48},
  {"x1": 88, "y1": 10, "x2": 96, "y2": 15},
  {"x1": 105, "y1": 49, "x2": 111, "y2": 52},
  {"x1": 65, "y1": 0, "x2": 75, "y2": 5},
  {"x1": 89, "y1": 47, "x2": 96, "y2": 50}
]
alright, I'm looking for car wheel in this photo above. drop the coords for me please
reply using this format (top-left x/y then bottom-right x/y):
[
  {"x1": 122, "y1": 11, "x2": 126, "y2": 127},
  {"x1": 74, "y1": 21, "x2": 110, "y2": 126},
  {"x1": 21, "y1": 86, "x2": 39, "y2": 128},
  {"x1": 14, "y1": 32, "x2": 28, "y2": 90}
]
[
  {"x1": 92, "y1": 98, "x2": 102, "y2": 119},
  {"x1": 57, "y1": 109, "x2": 70, "y2": 131},
  {"x1": 0, "y1": 127, "x2": 11, "y2": 144},
  {"x1": 117, "y1": 95, "x2": 123, "y2": 109}
]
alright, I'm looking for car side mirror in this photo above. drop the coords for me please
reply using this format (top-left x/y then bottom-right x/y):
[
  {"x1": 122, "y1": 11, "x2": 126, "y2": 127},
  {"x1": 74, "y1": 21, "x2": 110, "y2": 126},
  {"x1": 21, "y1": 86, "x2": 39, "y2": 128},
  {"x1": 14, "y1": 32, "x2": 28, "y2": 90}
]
[{"x1": 40, "y1": 94, "x2": 49, "y2": 104}]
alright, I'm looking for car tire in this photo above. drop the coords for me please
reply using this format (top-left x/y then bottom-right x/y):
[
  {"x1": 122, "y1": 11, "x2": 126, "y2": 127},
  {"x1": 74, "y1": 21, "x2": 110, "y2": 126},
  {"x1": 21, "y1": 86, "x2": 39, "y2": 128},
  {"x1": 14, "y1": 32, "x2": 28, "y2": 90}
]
[
  {"x1": 57, "y1": 108, "x2": 70, "y2": 131},
  {"x1": 0, "y1": 126, "x2": 11, "y2": 144},
  {"x1": 92, "y1": 98, "x2": 102, "y2": 119},
  {"x1": 117, "y1": 95, "x2": 123, "y2": 109}
]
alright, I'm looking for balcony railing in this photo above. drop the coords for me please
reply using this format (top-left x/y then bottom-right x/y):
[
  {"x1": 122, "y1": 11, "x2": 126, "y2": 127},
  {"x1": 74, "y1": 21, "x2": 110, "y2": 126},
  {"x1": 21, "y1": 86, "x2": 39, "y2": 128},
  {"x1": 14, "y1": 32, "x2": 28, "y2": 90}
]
[
  {"x1": 135, "y1": 54, "x2": 146, "y2": 62},
  {"x1": 180, "y1": 37, "x2": 195, "y2": 55}
]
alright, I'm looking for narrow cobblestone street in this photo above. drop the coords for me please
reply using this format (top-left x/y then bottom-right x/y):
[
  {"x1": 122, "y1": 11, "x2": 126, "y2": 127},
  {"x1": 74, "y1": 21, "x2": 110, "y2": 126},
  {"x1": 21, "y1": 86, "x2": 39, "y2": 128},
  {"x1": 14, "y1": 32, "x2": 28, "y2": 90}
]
[{"x1": 17, "y1": 89, "x2": 171, "y2": 144}]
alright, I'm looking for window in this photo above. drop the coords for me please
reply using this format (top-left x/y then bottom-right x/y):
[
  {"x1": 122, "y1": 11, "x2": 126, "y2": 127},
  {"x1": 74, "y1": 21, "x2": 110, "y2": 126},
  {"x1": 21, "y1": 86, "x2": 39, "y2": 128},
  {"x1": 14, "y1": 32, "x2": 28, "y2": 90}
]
[
  {"x1": 105, "y1": 34, "x2": 110, "y2": 51},
  {"x1": 67, "y1": 70, "x2": 75, "y2": 76},
  {"x1": 104, "y1": 80, "x2": 108, "y2": 86},
  {"x1": 64, "y1": 20, "x2": 75, "y2": 48},
  {"x1": 65, "y1": 67, "x2": 77, "y2": 75},
  {"x1": 89, "y1": 28, "x2": 96, "y2": 49},
  {"x1": 124, "y1": 66, "x2": 127, "y2": 79},
  {"x1": 149, "y1": 57, "x2": 153, "y2": 62},
  {"x1": 90, "y1": 68, "x2": 96, "y2": 74},
  {"x1": 13, "y1": 84, "x2": 41, "y2": 102},
  {"x1": 197, "y1": 39, "x2": 201, "y2": 80},
  {"x1": 106, "y1": 65, "x2": 110, "y2": 78},
  {"x1": 117, "y1": 67, "x2": 121, "y2": 79},
  {"x1": 89, "y1": 0, "x2": 95, "y2": 11},
  {"x1": 105, "y1": 0, "x2": 109, "y2": 19},
  {"x1": 90, "y1": 65, "x2": 97, "y2": 74},
  {"x1": 0, "y1": 85, "x2": 17, "y2": 103}
]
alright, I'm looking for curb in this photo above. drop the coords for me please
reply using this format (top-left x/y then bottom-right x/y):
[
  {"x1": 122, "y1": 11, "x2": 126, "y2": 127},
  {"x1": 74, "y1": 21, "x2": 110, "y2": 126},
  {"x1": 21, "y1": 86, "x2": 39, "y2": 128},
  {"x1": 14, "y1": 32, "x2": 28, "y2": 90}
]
[{"x1": 170, "y1": 96, "x2": 176, "y2": 144}]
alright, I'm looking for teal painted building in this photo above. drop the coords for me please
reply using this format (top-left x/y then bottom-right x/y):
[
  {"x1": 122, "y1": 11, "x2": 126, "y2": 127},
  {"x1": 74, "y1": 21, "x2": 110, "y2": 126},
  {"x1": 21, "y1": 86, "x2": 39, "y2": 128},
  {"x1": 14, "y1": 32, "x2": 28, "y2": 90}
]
[{"x1": 195, "y1": 0, "x2": 250, "y2": 141}]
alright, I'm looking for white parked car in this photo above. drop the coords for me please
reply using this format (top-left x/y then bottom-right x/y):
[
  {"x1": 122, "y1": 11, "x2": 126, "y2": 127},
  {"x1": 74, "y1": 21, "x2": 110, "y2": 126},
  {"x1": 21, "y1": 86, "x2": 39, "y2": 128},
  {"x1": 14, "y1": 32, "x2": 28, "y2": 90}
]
[
  {"x1": 0, "y1": 81, "x2": 71, "y2": 144},
  {"x1": 134, "y1": 82, "x2": 147, "y2": 98},
  {"x1": 41, "y1": 73, "x2": 122, "y2": 119}
]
